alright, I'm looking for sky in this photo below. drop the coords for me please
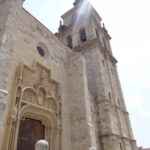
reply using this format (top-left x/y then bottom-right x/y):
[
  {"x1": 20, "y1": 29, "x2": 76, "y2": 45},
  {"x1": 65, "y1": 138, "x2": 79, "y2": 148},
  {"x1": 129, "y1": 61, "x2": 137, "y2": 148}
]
[{"x1": 23, "y1": 0, "x2": 150, "y2": 147}]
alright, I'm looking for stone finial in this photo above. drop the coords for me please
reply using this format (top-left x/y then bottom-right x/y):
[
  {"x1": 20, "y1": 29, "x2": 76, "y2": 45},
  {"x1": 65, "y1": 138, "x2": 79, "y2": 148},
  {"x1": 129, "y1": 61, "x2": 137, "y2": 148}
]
[{"x1": 35, "y1": 140, "x2": 49, "y2": 150}]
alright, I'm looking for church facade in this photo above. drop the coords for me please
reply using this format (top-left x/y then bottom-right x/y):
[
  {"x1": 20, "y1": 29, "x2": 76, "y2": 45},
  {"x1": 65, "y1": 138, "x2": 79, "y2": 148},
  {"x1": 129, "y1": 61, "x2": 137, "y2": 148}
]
[{"x1": 0, "y1": 0, "x2": 137, "y2": 150}]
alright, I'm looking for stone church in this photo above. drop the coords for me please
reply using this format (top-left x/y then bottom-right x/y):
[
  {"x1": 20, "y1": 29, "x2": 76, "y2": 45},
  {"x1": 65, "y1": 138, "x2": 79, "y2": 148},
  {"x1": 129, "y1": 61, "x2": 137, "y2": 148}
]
[{"x1": 0, "y1": 0, "x2": 137, "y2": 150}]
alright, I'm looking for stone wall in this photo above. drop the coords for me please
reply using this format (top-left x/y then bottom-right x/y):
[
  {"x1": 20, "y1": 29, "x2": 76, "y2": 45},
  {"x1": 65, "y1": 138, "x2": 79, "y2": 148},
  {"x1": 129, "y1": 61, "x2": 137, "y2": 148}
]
[
  {"x1": 0, "y1": 1, "x2": 73, "y2": 150},
  {"x1": 0, "y1": 1, "x2": 138, "y2": 150}
]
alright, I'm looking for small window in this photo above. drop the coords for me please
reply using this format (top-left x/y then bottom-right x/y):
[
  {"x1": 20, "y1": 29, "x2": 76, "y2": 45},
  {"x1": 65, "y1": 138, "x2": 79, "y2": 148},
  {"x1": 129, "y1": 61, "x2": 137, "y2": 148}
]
[
  {"x1": 36, "y1": 42, "x2": 49, "y2": 58},
  {"x1": 37, "y1": 46, "x2": 45, "y2": 57},
  {"x1": 80, "y1": 28, "x2": 87, "y2": 42},
  {"x1": 67, "y1": 35, "x2": 73, "y2": 49}
]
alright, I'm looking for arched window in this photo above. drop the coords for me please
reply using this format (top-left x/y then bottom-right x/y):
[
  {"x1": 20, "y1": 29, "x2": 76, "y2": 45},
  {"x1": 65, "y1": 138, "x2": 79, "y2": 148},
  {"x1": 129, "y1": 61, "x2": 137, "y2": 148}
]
[
  {"x1": 80, "y1": 28, "x2": 87, "y2": 42},
  {"x1": 67, "y1": 35, "x2": 73, "y2": 49}
]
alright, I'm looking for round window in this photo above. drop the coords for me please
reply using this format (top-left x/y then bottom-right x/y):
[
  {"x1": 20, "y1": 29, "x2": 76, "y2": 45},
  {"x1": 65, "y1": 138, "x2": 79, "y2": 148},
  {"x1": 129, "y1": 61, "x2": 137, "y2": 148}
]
[
  {"x1": 36, "y1": 42, "x2": 48, "y2": 57},
  {"x1": 37, "y1": 46, "x2": 45, "y2": 57}
]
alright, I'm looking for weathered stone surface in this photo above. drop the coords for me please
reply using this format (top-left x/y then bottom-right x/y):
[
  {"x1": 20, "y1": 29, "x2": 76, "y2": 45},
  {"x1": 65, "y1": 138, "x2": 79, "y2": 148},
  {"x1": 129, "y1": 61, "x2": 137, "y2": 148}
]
[{"x1": 0, "y1": 0, "x2": 137, "y2": 150}]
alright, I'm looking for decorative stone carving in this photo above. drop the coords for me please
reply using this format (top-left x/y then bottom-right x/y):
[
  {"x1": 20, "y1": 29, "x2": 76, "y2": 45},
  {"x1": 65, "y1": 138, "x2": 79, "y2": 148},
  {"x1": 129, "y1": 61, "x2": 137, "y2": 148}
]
[
  {"x1": 15, "y1": 62, "x2": 59, "y2": 112},
  {"x1": 6, "y1": 63, "x2": 61, "y2": 150},
  {"x1": 22, "y1": 88, "x2": 36, "y2": 103},
  {"x1": 46, "y1": 97, "x2": 57, "y2": 111},
  {"x1": 38, "y1": 88, "x2": 46, "y2": 105},
  {"x1": 6, "y1": 108, "x2": 17, "y2": 125}
]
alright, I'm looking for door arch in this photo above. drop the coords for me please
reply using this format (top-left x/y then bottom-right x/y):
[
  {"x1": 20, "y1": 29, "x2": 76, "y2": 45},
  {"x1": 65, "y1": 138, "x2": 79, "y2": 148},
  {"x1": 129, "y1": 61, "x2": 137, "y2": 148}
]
[
  {"x1": 14, "y1": 105, "x2": 58, "y2": 150},
  {"x1": 17, "y1": 118, "x2": 45, "y2": 150}
]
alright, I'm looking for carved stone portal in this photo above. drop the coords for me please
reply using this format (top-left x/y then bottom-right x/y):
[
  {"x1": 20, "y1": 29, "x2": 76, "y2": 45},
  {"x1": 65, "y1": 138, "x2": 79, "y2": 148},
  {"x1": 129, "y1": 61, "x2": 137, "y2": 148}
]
[{"x1": 6, "y1": 63, "x2": 61, "y2": 150}]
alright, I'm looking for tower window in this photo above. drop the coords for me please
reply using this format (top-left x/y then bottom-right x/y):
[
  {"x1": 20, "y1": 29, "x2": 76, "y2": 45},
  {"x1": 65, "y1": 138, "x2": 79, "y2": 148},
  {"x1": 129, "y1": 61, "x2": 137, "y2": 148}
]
[
  {"x1": 67, "y1": 35, "x2": 73, "y2": 49},
  {"x1": 80, "y1": 28, "x2": 87, "y2": 42}
]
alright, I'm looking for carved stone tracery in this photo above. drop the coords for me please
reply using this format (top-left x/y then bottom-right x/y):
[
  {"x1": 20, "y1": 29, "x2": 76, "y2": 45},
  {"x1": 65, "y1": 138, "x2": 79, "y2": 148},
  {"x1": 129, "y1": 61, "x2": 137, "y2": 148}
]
[
  {"x1": 15, "y1": 63, "x2": 59, "y2": 112},
  {"x1": 7, "y1": 62, "x2": 61, "y2": 150}
]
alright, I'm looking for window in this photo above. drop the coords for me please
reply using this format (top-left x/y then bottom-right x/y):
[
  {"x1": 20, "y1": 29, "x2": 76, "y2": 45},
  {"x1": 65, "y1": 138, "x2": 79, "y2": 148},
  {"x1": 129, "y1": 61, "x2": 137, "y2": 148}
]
[
  {"x1": 37, "y1": 46, "x2": 45, "y2": 57},
  {"x1": 67, "y1": 35, "x2": 73, "y2": 49},
  {"x1": 80, "y1": 28, "x2": 87, "y2": 42},
  {"x1": 36, "y1": 42, "x2": 49, "y2": 57}
]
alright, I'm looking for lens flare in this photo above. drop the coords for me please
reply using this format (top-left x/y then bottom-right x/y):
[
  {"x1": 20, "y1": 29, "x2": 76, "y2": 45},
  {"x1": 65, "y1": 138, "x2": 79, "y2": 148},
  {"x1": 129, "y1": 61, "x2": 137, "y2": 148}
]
[{"x1": 73, "y1": 0, "x2": 92, "y2": 32}]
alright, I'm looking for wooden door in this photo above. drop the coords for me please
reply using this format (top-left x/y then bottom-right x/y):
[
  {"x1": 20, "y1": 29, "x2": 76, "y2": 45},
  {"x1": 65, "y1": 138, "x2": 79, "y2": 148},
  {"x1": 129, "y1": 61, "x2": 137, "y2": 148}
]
[{"x1": 17, "y1": 118, "x2": 45, "y2": 150}]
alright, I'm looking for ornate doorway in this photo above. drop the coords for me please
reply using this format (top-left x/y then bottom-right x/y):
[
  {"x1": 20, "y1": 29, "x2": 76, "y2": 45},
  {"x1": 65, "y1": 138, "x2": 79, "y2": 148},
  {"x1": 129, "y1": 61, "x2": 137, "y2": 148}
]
[
  {"x1": 2, "y1": 63, "x2": 62, "y2": 150},
  {"x1": 17, "y1": 118, "x2": 45, "y2": 150}
]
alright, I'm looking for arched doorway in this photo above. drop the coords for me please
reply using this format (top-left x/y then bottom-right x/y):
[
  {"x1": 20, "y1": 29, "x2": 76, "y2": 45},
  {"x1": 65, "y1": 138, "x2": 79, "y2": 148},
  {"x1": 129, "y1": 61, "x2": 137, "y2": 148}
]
[
  {"x1": 2, "y1": 63, "x2": 62, "y2": 150},
  {"x1": 17, "y1": 118, "x2": 45, "y2": 150},
  {"x1": 14, "y1": 105, "x2": 57, "y2": 150}
]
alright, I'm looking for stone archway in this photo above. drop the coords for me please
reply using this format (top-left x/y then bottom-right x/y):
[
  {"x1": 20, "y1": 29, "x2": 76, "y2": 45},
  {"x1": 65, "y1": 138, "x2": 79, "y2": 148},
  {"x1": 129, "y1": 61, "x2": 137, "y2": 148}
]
[
  {"x1": 2, "y1": 63, "x2": 62, "y2": 150},
  {"x1": 14, "y1": 104, "x2": 57, "y2": 150},
  {"x1": 17, "y1": 118, "x2": 45, "y2": 150}
]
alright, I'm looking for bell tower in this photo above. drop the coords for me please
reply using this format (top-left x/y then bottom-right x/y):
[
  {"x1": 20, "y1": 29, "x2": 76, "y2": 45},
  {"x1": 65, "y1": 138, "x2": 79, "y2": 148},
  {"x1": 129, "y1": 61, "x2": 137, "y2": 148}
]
[
  {"x1": 57, "y1": 1, "x2": 137, "y2": 150},
  {"x1": 58, "y1": 0, "x2": 100, "y2": 50}
]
